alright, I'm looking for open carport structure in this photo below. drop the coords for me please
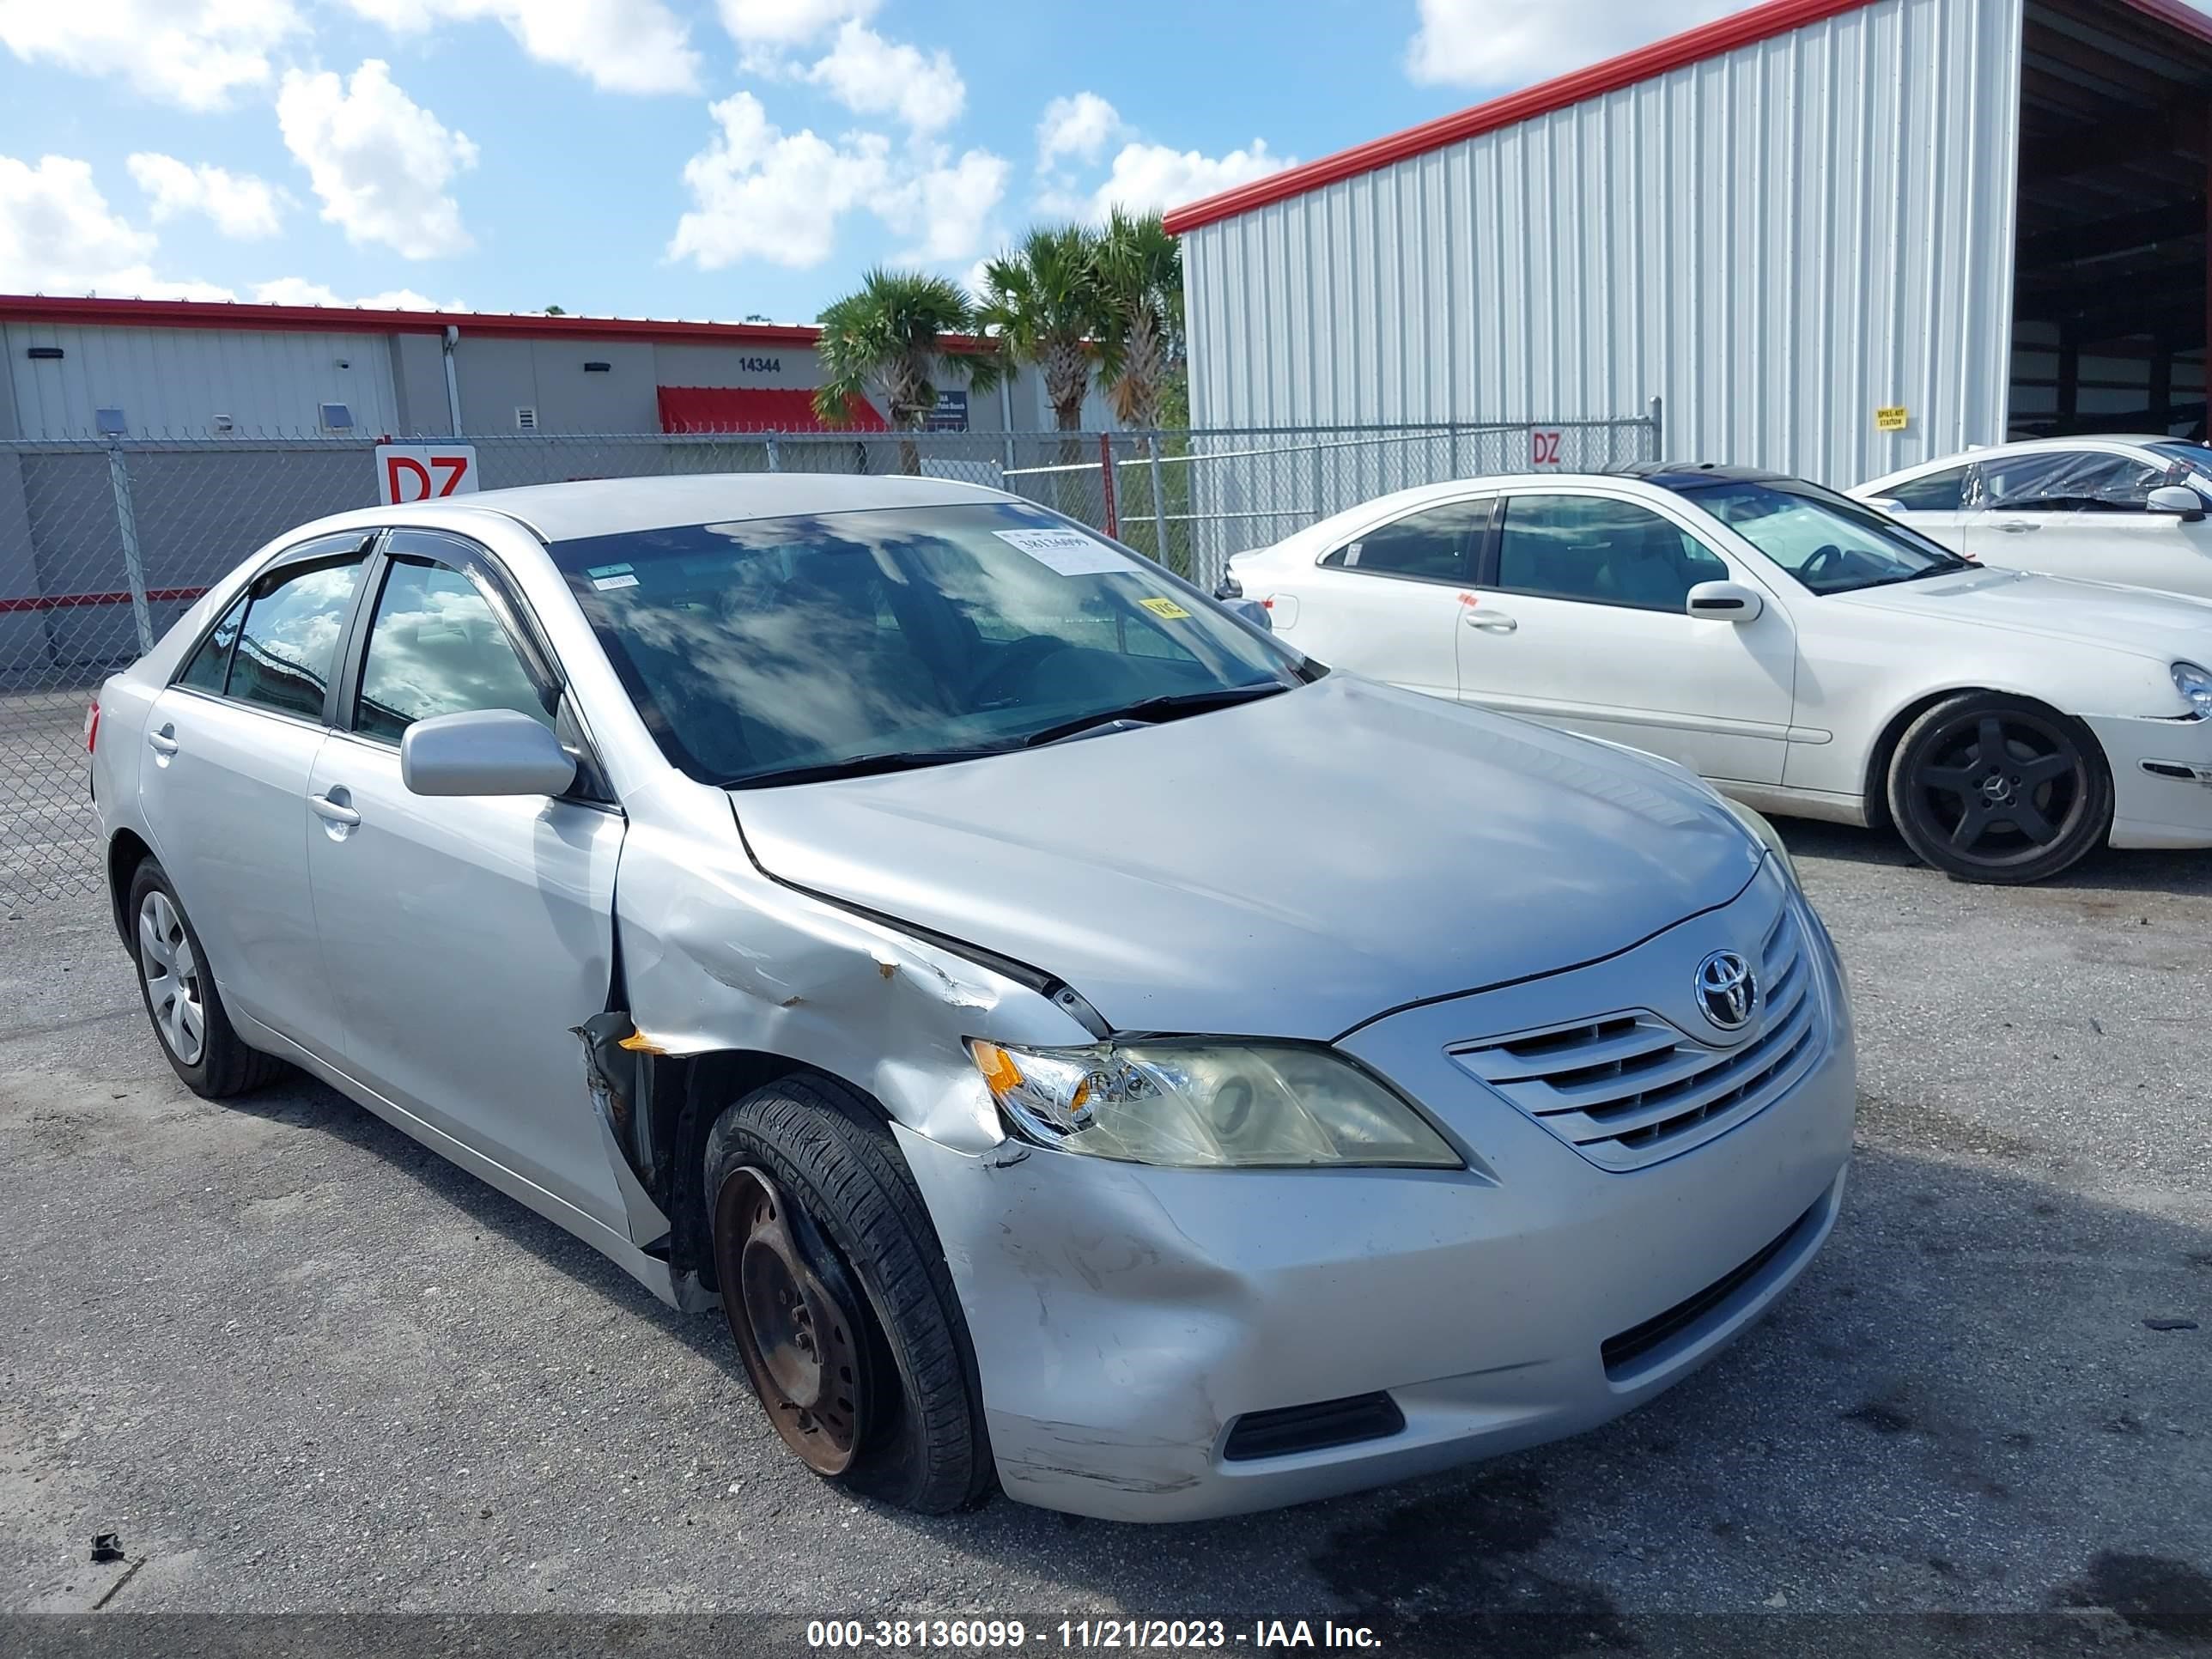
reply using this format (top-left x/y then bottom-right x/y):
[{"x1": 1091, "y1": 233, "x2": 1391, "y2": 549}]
[{"x1": 1167, "y1": 0, "x2": 2212, "y2": 488}]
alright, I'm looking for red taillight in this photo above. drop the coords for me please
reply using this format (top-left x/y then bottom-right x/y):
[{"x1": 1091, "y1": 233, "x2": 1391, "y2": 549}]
[{"x1": 83, "y1": 699, "x2": 100, "y2": 753}]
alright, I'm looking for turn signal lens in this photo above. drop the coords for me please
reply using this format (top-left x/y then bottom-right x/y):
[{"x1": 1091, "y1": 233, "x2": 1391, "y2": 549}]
[{"x1": 83, "y1": 700, "x2": 100, "y2": 753}]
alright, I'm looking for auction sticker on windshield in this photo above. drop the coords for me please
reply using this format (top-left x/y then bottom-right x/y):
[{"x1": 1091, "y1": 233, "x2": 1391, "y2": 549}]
[{"x1": 994, "y1": 526, "x2": 1130, "y2": 577}]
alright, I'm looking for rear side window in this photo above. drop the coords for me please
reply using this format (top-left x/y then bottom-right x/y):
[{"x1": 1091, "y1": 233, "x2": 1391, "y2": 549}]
[
  {"x1": 354, "y1": 559, "x2": 554, "y2": 743},
  {"x1": 1881, "y1": 466, "x2": 1969, "y2": 511},
  {"x1": 228, "y1": 558, "x2": 366, "y2": 720},
  {"x1": 1322, "y1": 499, "x2": 1491, "y2": 581},
  {"x1": 176, "y1": 595, "x2": 246, "y2": 693}
]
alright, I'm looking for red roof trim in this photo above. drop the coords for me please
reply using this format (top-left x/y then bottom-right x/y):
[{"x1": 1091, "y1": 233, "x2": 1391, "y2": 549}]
[
  {"x1": 2118, "y1": 0, "x2": 2212, "y2": 47},
  {"x1": 0, "y1": 293, "x2": 824, "y2": 344},
  {"x1": 1163, "y1": 0, "x2": 1881, "y2": 234}
]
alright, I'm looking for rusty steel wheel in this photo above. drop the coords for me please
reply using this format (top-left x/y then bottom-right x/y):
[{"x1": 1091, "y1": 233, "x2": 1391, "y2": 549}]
[{"x1": 715, "y1": 1164, "x2": 871, "y2": 1475}]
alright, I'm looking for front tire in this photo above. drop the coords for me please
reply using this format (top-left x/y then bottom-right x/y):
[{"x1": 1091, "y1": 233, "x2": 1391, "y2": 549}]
[
  {"x1": 705, "y1": 1075, "x2": 991, "y2": 1513},
  {"x1": 1885, "y1": 692, "x2": 2112, "y2": 884},
  {"x1": 127, "y1": 858, "x2": 288, "y2": 1097}
]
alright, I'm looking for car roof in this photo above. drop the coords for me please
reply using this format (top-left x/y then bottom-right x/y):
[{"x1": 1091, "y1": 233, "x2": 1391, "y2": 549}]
[
  {"x1": 409, "y1": 471, "x2": 1005, "y2": 543},
  {"x1": 1613, "y1": 461, "x2": 1793, "y2": 489},
  {"x1": 1862, "y1": 434, "x2": 2203, "y2": 489}
]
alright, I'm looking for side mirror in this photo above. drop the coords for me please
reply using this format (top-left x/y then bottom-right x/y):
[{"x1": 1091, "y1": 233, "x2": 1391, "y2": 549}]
[
  {"x1": 2147, "y1": 483, "x2": 2206, "y2": 522},
  {"x1": 1222, "y1": 596, "x2": 1273, "y2": 632},
  {"x1": 1686, "y1": 580, "x2": 1765, "y2": 623},
  {"x1": 401, "y1": 708, "x2": 577, "y2": 798},
  {"x1": 1865, "y1": 496, "x2": 1909, "y2": 516}
]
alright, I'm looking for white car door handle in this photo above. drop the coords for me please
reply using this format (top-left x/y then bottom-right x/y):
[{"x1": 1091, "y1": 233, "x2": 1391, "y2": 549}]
[
  {"x1": 308, "y1": 792, "x2": 361, "y2": 827},
  {"x1": 147, "y1": 729, "x2": 179, "y2": 756},
  {"x1": 1994, "y1": 520, "x2": 2041, "y2": 533},
  {"x1": 1463, "y1": 610, "x2": 1518, "y2": 633}
]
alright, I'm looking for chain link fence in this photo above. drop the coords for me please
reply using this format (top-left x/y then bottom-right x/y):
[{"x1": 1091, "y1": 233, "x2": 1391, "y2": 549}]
[{"x1": 0, "y1": 410, "x2": 1657, "y2": 904}]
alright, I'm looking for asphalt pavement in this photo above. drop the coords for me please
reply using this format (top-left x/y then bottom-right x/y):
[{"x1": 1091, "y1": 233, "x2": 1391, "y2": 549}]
[{"x1": 2, "y1": 820, "x2": 2208, "y2": 1656}]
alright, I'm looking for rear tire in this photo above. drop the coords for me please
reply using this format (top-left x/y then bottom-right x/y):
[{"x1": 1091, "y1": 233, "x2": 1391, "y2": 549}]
[
  {"x1": 1885, "y1": 691, "x2": 2111, "y2": 884},
  {"x1": 127, "y1": 857, "x2": 289, "y2": 1097},
  {"x1": 705, "y1": 1074, "x2": 991, "y2": 1514}
]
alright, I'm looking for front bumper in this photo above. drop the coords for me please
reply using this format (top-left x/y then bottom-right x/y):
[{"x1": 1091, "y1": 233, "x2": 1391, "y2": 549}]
[
  {"x1": 899, "y1": 868, "x2": 1856, "y2": 1522},
  {"x1": 2084, "y1": 711, "x2": 2212, "y2": 849}
]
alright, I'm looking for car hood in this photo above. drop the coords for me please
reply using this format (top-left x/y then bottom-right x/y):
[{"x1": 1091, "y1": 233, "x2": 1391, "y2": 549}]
[
  {"x1": 731, "y1": 675, "x2": 1764, "y2": 1040},
  {"x1": 1832, "y1": 564, "x2": 2212, "y2": 653}
]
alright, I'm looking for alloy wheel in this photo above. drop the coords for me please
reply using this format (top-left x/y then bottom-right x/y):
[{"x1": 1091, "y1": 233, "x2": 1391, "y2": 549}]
[{"x1": 1909, "y1": 709, "x2": 2087, "y2": 867}]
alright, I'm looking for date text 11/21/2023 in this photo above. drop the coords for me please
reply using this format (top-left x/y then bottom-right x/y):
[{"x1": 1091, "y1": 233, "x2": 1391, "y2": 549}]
[{"x1": 804, "y1": 1620, "x2": 1384, "y2": 1650}]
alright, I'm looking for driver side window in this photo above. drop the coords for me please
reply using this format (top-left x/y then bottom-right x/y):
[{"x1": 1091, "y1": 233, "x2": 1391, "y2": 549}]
[
  {"x1": 1978, "y1": 452, "x2": 2160, "y2": 514},
  {"x1": 1494, "y1": 495, "x2": 1729, "y2": 613}
]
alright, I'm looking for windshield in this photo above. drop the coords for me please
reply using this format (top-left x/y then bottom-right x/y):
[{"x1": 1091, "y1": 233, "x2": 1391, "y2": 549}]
[
  {"x1": 1691, "y1": 478, "x2": 1972, "y2": 595},
  {"x1": 555, "y1": 501, "x2": 1304, "y2": 787}
]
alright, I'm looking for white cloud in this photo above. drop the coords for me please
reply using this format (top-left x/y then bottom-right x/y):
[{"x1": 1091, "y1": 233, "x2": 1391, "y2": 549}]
[
  {"x1": 0, "y1": 0, "x2": 299, "y2": 111},
  {"x1": 333, "y1": 0, "x2": 698, "y2": 94},
  {"x1": 667, "y1": 93, "x2": 1007, "y2": 272},
  {"x1": 1087, "y1": 138, "x2": 1293, "y2": 220},
  {"x1": 276, "y1": 60, "x2": 478, "y2": 259},
  {"x1": 1406, "y1": 0, "x2": 1733, "y2": 88},
  {"x1": 801, "y1": 21, "x2": 963, "y2": 133},
  {"x1": 1037, "y1": 93, "x2": 1123, "y2": 168},
  {"x1": 878, "y1": 149, "x2": 1009, "y2": 264},
  {"x1": 250, "y1": 277, "x2": 462, "y2": 310},
  {"x1": 0, "y1": 154, "x2": 234, "y2": 299},
  {"x1": 716, "y1": 0, "x2": 874, "y2": 46},
  {"x1": 666, "y1": 92, "x2": 890, "y2": 270},
  {"x1": 126, "y1": 154, "x2": 289, "y2": 240}
]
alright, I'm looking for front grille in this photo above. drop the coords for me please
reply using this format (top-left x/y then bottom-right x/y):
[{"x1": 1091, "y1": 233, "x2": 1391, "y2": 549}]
[
  {"x1": 1601, "y1": 1196, "x2": 1823, "y2": 1378},
  {"x1": 1449, "y1": 902, "x2": 1821, "y2": 1172},
  {"x1": 1221, "y1": 1392, "x2": 1407, "y2": 1462}
]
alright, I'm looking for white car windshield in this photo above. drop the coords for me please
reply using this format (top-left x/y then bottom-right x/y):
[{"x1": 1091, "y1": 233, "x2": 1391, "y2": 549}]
[
  {"x1": 556, "y1": 501, "x2": 1306, "y2": 787},
  {"x1": 1691, "y1": 478, "x2": 1972, "y2": 595}
]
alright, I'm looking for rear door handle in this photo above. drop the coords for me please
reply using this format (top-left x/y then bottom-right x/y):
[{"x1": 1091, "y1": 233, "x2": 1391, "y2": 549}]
[
  {"x1": 1463, "y1": 611, "x2": 1518, "y2": 633},
  {"x1": 308, "y1": 792, "x2": 361, "y2": 828},
  {"x1": 147, "y1": 728, "x2": 179, "y2": 756},
  {"x1": 1995, "y1": 520, "x2": 2041, "y2": 534}
]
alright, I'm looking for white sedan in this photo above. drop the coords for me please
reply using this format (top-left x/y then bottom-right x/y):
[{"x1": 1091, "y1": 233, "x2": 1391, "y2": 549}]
[
  {"x1": 1856, "y1": 434, "x2": 2212, "y2": 598},
  {"x1": 1222, "y1": 465, "x2": 2212, "y2": 883}
]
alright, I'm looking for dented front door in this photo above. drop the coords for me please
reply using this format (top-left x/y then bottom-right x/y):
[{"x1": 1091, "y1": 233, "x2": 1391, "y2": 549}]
[{"x1": 305, "y1": 725, "x2": 634, "y2": 1235}]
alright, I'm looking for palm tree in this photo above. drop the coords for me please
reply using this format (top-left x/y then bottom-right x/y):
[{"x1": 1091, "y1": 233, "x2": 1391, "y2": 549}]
[
  {"x1": 1094, "y1": 208, "x2": 1183, "y2": 435},
  {"x1": 975, "y1": 224, "x2": 1107, "y2": 443},
  {"x1": 813, "y1": 269, "x2": 1001, "y2": 473}
]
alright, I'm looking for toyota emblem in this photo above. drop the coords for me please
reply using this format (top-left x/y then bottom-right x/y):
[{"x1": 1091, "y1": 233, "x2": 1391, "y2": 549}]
[{"x1": 1695, "y1": 950, "x2": 1757, "y2": 1031}]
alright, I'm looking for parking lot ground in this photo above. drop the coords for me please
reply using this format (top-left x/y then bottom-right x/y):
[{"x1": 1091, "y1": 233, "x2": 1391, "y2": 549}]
[{"x1": 2, "y1": 823, "x2": 2209, "y2": 1656}]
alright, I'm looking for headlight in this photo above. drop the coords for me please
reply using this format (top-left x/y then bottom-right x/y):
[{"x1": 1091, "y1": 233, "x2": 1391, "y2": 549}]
[
  {"x1": 967, "y1": 1038, "x2": 1461, "y2": 1169},
  {"x1": 2172, "y1": 660, "x2": 2212, "y2": 719},
  {"x1": 1723, "y1": 797, "x2": 1798, "y2": 884}
]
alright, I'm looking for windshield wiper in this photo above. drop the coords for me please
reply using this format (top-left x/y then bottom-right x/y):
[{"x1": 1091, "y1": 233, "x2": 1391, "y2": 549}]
[
  {"x1": 726, "y1": 747, "x2": 1011, "y2": 788},
  {"x1": 1019, "y1": 682, "x2": 1291, "y2": 748}
]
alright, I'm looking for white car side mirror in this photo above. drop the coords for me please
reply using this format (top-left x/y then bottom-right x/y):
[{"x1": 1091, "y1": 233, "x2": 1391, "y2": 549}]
[
  {"x1": 401, "y1": 708, "x2": 577, "y2": 798},
  {"x1": 1865, "y1": 496, "x2": 1909, "y2": 516},
  {"x1": 1686, "y1": 580, "x2": 1765, "y2": 623},
  {"x1": 2147, "y1": 483, "x2": 2206, "y2": 522}
]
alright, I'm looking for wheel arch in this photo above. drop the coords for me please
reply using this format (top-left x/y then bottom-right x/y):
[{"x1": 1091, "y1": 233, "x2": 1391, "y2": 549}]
[
  {"x1": 1862, "y1": 683, "x2": 2114, "y2": 830},
  {"x1": 644, "y1": 1048, "x2": 896, "y2": 1304},
  {"x1": 106, "y1": 828, "x2": 155, "y2": 948}
]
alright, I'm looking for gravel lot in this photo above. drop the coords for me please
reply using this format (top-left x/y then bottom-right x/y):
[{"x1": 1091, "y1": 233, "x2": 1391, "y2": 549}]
[{"x1": 2, "y1": 820, "x2": 2209, "y2": 1654}]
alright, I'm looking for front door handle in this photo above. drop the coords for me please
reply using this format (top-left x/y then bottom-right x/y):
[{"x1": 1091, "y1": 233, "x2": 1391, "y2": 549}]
[
  {"x1": 1994, "y1": 520, "x2": 2042, "y2": 534},
  {"x1": 147, "y1": 727, "x2": 179, "y2": 757},
  {"x1": 1463, "y1": 611, "x2": 1518, "y2": 633},
  {"x1": 308, "y1": 791, "x2": 361, "y2": 828}
]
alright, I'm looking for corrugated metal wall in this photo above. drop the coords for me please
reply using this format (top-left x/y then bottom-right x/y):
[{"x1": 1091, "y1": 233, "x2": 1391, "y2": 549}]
[
  {"x1": 1182, "y1": 0, "x2": 2023, "y2": 489},
  {"x1": 1, "y1": 324, "x2": 402, "y2": 440}
]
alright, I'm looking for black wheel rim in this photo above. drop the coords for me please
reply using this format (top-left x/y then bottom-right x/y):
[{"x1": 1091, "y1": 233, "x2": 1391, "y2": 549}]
[
  {"x1": 1909, "y1": 709, "x2": 2087, "y2": 868},
  {"x1": 714, "y1": 1167, "x2": 867, "y2": 1475}
]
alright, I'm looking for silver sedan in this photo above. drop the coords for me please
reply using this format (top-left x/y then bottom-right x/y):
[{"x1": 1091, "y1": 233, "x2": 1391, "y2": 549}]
[{"x1": 88, "y1": 474, "x2": 1856, "y2": 1521}]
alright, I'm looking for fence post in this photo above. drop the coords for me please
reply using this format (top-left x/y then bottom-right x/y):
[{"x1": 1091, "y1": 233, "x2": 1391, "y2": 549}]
[
  {"x1": 1146, "y1": 431, "x2": 1170, "y2": 568},
  {"x1": 765, "y1": 432, "x2": 781, "y2": 473},
  {"x1": 106, "y1": 442, "x2": 154, "y2": 654},
  {"x1": 1647, "y1": 394, "x2": 1665, "y2": 461},
  {"x1": 1098, "y1": 433, "x2": 1119, "y2": 538}
]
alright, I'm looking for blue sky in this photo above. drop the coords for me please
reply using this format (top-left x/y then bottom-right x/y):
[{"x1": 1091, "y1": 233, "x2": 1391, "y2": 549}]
[{"x1": 1, "y1": 1, "x2": 1808, "y2": 323}]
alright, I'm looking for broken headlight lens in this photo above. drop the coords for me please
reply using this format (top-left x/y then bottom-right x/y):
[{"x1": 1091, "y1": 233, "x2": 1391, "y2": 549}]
[{"x1": 967, "y1": 1038, "x2": 1461, "y2": 1169}]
